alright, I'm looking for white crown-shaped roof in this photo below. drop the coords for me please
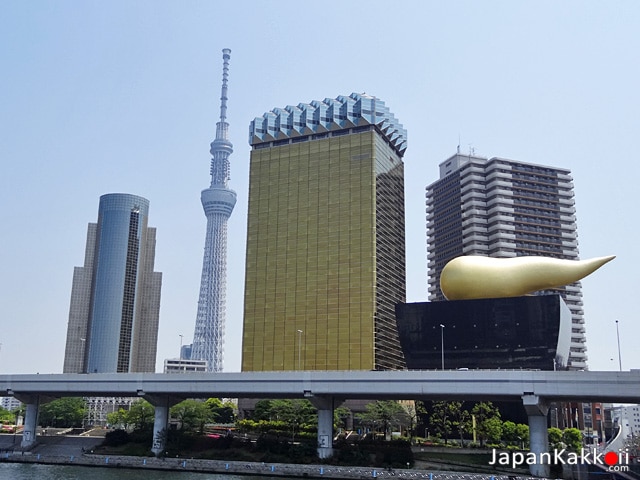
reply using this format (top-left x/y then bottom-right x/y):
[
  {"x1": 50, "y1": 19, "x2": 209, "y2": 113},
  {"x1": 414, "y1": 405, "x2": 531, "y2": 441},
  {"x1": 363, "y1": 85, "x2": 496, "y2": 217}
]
[{"x1": 249, "y1": 92, "x2": 407, "y2": 156}]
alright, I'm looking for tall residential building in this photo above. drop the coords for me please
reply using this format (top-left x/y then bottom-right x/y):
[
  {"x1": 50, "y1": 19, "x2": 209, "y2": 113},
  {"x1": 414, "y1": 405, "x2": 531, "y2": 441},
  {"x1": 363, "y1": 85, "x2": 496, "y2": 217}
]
[
  {"x1": 62, "y1": 193, "x2": 162, "y2": 373},
  {"x1": 190, "y1": 48, "x2": 237, "y2": 372},
  {"x1": 242, "y1": 92, "x2": 407, "y2": 372},
  {"x1": 425, "y1": 153, "x2": 586, "y2": 369}
]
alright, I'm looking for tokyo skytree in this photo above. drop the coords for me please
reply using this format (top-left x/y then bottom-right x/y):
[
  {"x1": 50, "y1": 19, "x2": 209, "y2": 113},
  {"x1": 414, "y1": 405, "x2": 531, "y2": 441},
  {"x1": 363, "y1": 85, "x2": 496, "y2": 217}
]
[{"x1": 190, "y1": 49, "x2": 236, "y2": 372}]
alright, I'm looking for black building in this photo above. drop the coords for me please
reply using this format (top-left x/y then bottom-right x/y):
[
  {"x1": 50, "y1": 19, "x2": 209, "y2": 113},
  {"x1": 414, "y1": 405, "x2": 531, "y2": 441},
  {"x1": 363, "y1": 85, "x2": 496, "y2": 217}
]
[{"x1": 395, "y1": 295, "x2": 571, "y2": 371}]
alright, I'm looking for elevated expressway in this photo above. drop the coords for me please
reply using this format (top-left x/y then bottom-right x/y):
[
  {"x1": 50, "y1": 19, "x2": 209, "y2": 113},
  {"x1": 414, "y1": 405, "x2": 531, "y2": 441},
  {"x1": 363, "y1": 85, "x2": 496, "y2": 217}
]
[{"x1": 2, "y1": 369, "x2": 639, "y2": 477}]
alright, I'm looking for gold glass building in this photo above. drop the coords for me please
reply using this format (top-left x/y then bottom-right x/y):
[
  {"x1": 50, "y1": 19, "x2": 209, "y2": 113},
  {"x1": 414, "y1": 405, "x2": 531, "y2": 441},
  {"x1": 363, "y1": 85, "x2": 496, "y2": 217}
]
[{"x1": 242, "y1": 93, "x2": 408, "y2": 372}]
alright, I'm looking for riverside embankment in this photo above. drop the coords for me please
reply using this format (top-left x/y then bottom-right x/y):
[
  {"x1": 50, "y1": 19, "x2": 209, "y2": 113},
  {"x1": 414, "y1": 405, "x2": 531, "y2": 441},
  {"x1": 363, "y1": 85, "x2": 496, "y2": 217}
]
[{"x1": 0, "y1": 434, "x2": 543, "y2": 479}]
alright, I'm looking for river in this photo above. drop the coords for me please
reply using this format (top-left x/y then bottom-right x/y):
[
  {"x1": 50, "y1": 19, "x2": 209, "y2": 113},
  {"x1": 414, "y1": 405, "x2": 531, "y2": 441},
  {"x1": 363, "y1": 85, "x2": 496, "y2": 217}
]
[{"x1": 0, "y1": 463, "x2": 272, "y2": 480}]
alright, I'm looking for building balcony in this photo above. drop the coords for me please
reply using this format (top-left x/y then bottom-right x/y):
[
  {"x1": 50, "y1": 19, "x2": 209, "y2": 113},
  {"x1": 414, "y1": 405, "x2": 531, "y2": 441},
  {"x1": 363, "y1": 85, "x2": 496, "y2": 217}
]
[
  {"x1": 487, "y1": 223, "x2": 516, "y2": 233},
  {"x1": 562, "y1": 240, "x2": 579, "y2": 249},
  {"x1": 486, "y1": 198, "x2": 515, "y2": 209},
  {"x1": 487, "y1": 205, "x2": 515, "y2": 216},
  {"x1": 460, "y1": 173, "x2": 485, "y2": 184},
  {"x1": 462, "y1": 244, "x2": 489, "y2": 254},
  {"x1": 485, "y1": 170, "x2": 512, "y2": 181},
  {"x1": 488, "y1": 240, "x2": 516, "y2": 250},
  {"x1": 463, "y1": 224, "x2": 488, "y2": 234},
  {"x1": 462, "y1": 234, "x2": 489, "y2": 245},
  {"x1": 570, "y1": 360, "x2": 588, "y2": 369},
  {"x1": 488, "y1": 232, "x2": 516, "y2": 242},
  {"x1": 461, "y1": 191, "x2": 487, "y2": 203},
  {"x1": 460, "y1": 198, "x2": 487, "y2": 212},
  {"x1": 462, "y1": 217, "x2": 488, "y2": 228},
  {"x1": 558, "y1": 180, "x2": 575, "y2": 189},
  {"x1": 486, "y1": 179, "x2": 513, "y2": 190},
  {"x1": 564, "y1": 295, "x2": 583, "y2": 304},
  {"x1": 564, "y1": 284, "x2": 582, "y2": 293},
  {"x1": 558, "y1": 197, "x2": 575, "y2": 206}
]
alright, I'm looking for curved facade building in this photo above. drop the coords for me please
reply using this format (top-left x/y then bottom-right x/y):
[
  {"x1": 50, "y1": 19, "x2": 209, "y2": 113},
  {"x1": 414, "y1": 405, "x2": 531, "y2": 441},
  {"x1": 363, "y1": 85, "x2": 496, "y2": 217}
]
[{"x1": 63, "y1": 193, "x2": 162, "y2": 374}]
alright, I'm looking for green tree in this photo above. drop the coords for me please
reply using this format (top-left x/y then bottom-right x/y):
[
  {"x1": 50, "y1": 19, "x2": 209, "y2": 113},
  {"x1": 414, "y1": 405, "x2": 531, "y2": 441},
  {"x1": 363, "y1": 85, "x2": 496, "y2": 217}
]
[
  {"x1": 357, "y1": 401, "x2": 411, "y2": 441},
  {"x1": 502, "y1": 421, "x2": 528, "y2": 448},
  {"x1": 502, "y1": 420, "x2": 517, "y2": 445},
  {"x1": 270, "y1": 399, "x2": 316, "y2": 441},
  {"x1": 0, "y1": 406, "x2": 14, "y2": 424},
  {"x1": 563, "y1": 428, "x2": 582, "y2": 452},
  {"x1": 471, "y1": 402, "x2": 501, "y2": 447},
  {"x1": 515, "y1": 423, "x2": 529, "y2": 449},
  {"x1": 252, "y1": 399, "x2": 275, "y2": 421},
  {"x1": 106, "y1": 408, "x2": 129, "y2": 430},
  {"x1": 171, "y1": 399, "x2": 212, "y2": 433},
  {"x1": 483, "y1": 416, "x2": 503, "y2": 445},
  {"x1": 247, "y1": 399, "x2": 316, "y2": 441},
  {"x1": 334, "y1": 406, "x2": 352, "y2": 431},
  {"x1": 548, "y1": 426, "x2": 563, "y2": 448},
  {"x1": 204, "y1": 397, "x2": 236, "y2": 424},
  {"x1": 401, "y1": 401, "x2": 419, "y2": 440},
  {"x1": 414, "y1": 401, "x2": 429, "y2": 440},
  {"x1": 429, "y1": 401, "x2": 453, "y2": 444},
  {"x1": 126, "y1": 400, "x2": 154, "y2": 431},
  {"x1": 39, "y1": 397, "x2": 86, "y2": 428},
  {"x1": 446, "y1": 401, "x2": 471, "y2": 446}
]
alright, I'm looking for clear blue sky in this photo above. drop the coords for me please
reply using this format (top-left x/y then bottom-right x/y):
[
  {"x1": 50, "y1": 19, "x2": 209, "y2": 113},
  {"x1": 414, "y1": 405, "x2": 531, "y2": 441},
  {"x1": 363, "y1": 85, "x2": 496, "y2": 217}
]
[{"x1": 1, "y1": 1, "x2": 637, "y2": 374}]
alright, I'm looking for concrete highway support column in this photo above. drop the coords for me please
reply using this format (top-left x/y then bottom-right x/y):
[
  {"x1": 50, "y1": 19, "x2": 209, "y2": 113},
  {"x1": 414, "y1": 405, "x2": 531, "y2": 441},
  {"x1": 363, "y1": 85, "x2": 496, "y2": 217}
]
[
  {"x1": 145, "y1": 394, "x2": 181, "y2": 457},
  {"x1": 21, "y1": 397, "x2": 39, "y2": 449},
  {"x1": 309, "y1": 396, "x2": 341, "y2": 459},
  {"x1": 522, "y1": 394, "x2": 550, "y2": 478}
]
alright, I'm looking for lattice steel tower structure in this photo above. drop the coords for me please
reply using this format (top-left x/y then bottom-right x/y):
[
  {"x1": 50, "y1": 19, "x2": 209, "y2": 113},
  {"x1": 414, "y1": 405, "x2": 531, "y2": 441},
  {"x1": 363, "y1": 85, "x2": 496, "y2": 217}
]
[{"x1": 191, "y1": 48, "x2": 236, "y2": 372}]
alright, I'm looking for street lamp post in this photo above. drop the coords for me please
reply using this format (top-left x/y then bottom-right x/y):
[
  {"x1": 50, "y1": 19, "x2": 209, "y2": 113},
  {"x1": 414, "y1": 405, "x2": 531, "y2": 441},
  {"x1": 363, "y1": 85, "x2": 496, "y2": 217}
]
[
  {"x1": 616, "y1": 320, "x2": 622, "y2": 371},
  {"x1": 440, "y1": 324, "x2": 445, "y2": 370},
  {"x1": 179, "y1": 334, "x2": 184, "y2": 360},
  {"x1": 80, "y1": 338, "x2": 86, "y2": 369},
  {"x1": 297, "y1": 329, "x2": 303, "y2": 370}
]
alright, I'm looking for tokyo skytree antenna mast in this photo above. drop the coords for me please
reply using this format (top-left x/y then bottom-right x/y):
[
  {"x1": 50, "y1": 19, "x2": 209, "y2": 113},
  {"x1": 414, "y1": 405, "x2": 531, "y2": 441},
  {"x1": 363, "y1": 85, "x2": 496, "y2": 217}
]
[{"x1": 191, "y1": 48, "x2": 236, "y2": 372}]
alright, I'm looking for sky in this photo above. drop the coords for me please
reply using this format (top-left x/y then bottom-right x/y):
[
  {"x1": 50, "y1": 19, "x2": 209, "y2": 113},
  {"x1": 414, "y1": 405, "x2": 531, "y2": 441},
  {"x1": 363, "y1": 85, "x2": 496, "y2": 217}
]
[{"x1": 1, "y1": 1, "x2": 638, "y2": 375}]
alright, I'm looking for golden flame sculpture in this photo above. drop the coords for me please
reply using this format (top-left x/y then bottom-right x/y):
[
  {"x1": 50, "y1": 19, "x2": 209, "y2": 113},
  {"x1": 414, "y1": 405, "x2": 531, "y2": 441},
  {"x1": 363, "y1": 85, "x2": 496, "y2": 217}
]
[{"x1": 440, "y1": 255, "x2": 615, "y2": 300}]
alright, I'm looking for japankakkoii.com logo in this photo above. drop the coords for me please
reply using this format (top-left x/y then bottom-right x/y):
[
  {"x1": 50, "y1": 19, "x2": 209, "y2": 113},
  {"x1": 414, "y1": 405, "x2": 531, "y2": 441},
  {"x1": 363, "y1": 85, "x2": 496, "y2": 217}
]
[{"x1": 489, "y1": 448, "x2": 630, "y2": 471}]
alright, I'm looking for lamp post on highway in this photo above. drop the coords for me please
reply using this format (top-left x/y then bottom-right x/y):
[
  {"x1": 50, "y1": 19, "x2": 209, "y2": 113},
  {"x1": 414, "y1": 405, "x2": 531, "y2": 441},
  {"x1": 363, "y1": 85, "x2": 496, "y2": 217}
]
[
  {"x1": 616, "y1": 320, "x2": 622, "y2": 371},
  {"x1": 440, "y1": 324, "x2": 445, "y2": 370},
  {"x1": 297, "y1": 329, "x2": 303, "y2": 370},
  {"x1": 179, "y1": 334, "x2": 184, "y2": 359}
]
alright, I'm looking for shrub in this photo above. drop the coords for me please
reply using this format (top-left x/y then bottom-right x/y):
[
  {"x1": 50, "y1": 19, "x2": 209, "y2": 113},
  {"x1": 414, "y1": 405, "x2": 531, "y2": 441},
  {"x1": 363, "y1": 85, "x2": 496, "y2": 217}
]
[{"x1": 103, "y1": 429, "x2": 130, "y2": 447}]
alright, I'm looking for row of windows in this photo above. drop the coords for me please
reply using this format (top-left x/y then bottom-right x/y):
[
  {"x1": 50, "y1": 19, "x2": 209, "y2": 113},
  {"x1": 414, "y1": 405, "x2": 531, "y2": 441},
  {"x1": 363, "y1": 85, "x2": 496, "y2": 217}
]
[
  {"x1": 512, "y1": 180, "x2": 558, "y2": 193},
  {"x1": 514, "y1": 242, "x2": 564, "y2": 253},
  {"x1": 511, "y1": 172, "x2": 561, "y2": 187},
  {"x1": 515, "y1": 232, "x2": 562, "y2": 244},
  {"x1": 513, "y1": 207, "x2": 561, "y2": 219}
]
